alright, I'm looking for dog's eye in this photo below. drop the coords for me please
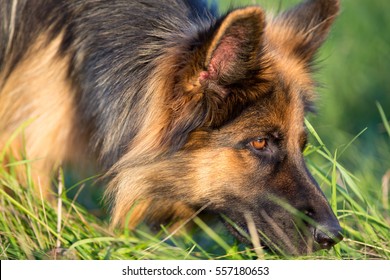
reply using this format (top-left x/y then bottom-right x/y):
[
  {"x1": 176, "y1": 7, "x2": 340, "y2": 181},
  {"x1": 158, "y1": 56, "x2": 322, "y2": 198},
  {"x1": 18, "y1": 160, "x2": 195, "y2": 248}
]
[{"x1": 250, "y1": 138, "x2": 267, "y2": 150}]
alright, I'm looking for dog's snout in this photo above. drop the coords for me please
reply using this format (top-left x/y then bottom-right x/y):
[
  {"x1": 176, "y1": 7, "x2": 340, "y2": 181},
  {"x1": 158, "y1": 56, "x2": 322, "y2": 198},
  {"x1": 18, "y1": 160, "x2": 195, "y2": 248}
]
[{"x1": 314, "y1": 224, "x2": 343, "y2": 249}]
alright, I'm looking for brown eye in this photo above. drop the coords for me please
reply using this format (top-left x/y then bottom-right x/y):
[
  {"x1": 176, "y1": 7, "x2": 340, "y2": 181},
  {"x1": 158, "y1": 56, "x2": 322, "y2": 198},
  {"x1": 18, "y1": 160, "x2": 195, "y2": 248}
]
[{"x1": 250, "y1": 138, "x2": 267, "y2": 150}]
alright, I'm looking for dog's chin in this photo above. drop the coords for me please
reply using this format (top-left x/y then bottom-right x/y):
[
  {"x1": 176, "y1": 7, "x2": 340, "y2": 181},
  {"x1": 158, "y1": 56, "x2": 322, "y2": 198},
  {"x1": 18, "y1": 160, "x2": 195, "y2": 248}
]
[{"x1": 221, "y1": 218, "x2": 326, "y2": 256}]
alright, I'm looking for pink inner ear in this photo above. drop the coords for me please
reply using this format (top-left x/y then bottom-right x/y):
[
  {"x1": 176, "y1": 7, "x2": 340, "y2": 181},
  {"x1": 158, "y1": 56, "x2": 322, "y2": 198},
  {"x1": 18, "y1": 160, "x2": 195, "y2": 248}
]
[{"x1": 201, "y1": 35, "x2": 240, "y2": 83}]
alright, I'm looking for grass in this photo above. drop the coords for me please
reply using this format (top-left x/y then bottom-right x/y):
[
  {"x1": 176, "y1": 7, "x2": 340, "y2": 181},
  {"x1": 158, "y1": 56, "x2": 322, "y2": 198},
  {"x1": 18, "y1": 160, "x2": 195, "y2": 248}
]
[
  {"x1": 0, "y1": 115, "x2": 389, "y2": 260},
  {"x1": 305, "y1": 118, "x2": 390, "y2": 259}
]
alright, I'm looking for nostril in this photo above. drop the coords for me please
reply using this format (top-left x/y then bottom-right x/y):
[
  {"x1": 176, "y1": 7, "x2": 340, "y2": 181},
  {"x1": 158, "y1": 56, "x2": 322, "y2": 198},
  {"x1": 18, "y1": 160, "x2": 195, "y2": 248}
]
[
  {"x1": 314, "y1": 229, "x2": 333, "y2": 249},
  {"x1": 304, "y1": 209, "x2": 314, "y2": 217},
  {"x1": 314, "y1": 227, "x2": 343, "y2": 249}
]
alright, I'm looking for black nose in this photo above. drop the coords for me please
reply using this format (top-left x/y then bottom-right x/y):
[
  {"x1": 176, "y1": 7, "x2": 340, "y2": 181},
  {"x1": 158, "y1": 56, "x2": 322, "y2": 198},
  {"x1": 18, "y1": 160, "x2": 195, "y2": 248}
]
[{"x1": 314, "y1": 225, "x2": 343, "y2": 249}]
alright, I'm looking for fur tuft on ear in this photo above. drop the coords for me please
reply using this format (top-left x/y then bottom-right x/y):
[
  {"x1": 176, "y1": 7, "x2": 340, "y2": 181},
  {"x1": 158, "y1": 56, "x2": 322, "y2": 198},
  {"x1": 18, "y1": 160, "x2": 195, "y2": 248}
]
[{"x1": 270, "y1": 0, "x2": 340, "y2": 61}]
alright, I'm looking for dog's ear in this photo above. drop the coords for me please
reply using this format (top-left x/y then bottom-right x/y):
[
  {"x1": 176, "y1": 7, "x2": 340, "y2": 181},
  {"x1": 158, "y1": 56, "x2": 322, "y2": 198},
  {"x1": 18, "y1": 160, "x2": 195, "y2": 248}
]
[
  {"x1": 270, "y1": 0, "x2": 340, "y2": 62},
  {"x1": 164, "y1": 7, "x2": 269, "y2": 151},
  {"x1": 202, "y1": 6, "x2": 265, "y2": 86}
]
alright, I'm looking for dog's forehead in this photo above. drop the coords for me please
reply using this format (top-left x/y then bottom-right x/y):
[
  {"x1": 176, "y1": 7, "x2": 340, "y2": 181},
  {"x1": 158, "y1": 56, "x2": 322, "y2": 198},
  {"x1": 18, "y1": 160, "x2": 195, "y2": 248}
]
[
  {"x1": 239, "y1": 55, "x2": 311, "y2": 131},
  {"x1": 214, "y1": 88, "x2": 305, "y2": 143}
]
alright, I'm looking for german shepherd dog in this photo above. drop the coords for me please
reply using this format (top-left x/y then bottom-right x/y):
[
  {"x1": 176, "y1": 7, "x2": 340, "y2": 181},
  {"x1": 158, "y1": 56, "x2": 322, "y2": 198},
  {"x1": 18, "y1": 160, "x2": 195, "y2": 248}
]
[{"x1": 0, "y1": 0, "x2": 343, "y2": 255}]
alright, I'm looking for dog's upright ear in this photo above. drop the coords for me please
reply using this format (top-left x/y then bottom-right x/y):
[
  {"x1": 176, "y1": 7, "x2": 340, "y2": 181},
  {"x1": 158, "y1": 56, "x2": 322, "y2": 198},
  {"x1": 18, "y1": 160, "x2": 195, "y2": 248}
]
[
  {"x1": 201, "y1": 7, "x2": 265, "y2": 86},
  {"x1": 269, "y1": 0, "x2": 340, "y2": 62},
  {"x1": 166, "y1": 7, "x2": 270, "y2": 150}
]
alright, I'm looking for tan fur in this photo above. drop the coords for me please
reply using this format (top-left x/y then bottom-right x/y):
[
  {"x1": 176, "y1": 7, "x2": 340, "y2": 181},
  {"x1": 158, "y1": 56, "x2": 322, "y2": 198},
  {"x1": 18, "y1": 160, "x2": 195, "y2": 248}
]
[
  {"x1": 106, "y1": 51, "x2": 181, "y2": 227},
  {"x1": 0, "y1": 33, "x2": 81, "y2": 196}
]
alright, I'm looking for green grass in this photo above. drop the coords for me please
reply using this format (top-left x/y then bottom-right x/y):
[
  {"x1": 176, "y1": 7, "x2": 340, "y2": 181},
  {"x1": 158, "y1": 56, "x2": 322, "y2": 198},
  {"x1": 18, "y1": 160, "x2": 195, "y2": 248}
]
[
  {"x1": 0, "y1": 117, "x2": 389, "y2": 260},
  {"x1": 1, "y1": 0, "x2": 389, "y2": 261}
]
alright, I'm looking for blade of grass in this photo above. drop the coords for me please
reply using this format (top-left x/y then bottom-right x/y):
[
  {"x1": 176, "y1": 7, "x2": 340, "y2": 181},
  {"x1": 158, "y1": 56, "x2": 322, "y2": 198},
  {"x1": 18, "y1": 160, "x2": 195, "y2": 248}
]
[
  {"x1": 0, "y1": 188, "x2": 67, "y2": 244},
  {"x1": 0, "y1": 119, "x2": 34, "y2": 162},
  {"x1": 339, "y1": 127, "x2": 368, "y2": 157},
  {"x1": 331, "y1": 149, "x2": 338, "y2": 214},
  {"x1": 305, "y1": 118, "x2": 332, "y2": 157},
  {"x1": 193, "y1": 216, "x2": 231, "y2": 253},
  {"x1": 56, "y1": 169, "x2": 64, "y2": 251},
  {"x1": 377, "y1": 102, "x2": 390, "y2": 137}
]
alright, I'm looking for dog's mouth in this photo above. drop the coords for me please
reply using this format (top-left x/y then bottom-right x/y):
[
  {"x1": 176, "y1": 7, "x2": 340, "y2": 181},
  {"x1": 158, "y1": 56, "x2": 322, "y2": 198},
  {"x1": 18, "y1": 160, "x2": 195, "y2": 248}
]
[
  {"x1": 221, "y1": 217, "x2": 304, "y2": 255},
  {"x1": 220, "y1": 215, "x2": 338, "y2": 255}
]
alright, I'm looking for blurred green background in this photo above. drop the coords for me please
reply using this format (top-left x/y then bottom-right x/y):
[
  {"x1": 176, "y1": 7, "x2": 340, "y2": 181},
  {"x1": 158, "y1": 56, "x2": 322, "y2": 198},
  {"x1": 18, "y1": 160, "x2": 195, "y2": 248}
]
[{"x1": 218, "y1": 0, "x2": 390, "y2": 191}]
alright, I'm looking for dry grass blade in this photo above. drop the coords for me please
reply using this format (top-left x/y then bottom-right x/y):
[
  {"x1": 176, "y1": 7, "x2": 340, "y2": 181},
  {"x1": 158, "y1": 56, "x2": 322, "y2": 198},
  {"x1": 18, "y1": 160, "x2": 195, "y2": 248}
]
[
  {"x1": 55, "y1": 169, "x2": 63, "y2": 258},
  {"x1": 244, "y1": 212, "x2": 265, "y2": 259},
  {"x1": 382, "y1": 170, "x2": 389, "y2": 221},
  {"x1": 261, "y1": 210, "x2": 299, "y2": 256}
]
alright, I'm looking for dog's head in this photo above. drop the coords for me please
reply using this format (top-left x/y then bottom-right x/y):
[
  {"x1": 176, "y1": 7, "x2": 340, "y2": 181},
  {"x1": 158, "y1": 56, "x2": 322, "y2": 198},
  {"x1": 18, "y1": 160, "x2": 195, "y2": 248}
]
[
  {"x1": 176, "y1": 0, "x2": 342, "y2": 255},
  {"x1": 110, "y1": 0, "x2": 342, "y2": 255}
]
